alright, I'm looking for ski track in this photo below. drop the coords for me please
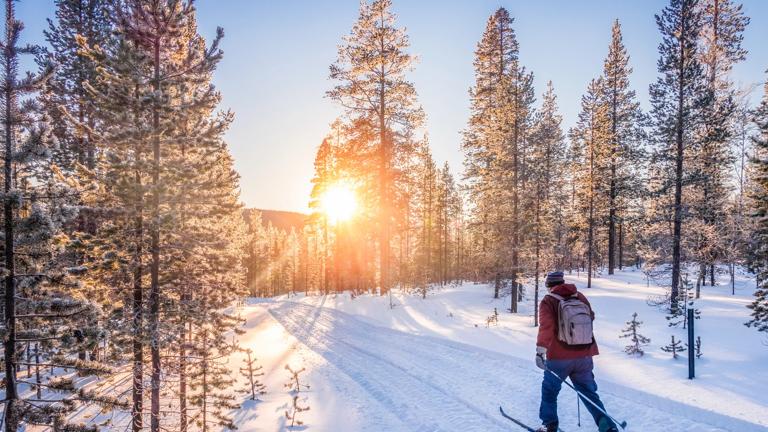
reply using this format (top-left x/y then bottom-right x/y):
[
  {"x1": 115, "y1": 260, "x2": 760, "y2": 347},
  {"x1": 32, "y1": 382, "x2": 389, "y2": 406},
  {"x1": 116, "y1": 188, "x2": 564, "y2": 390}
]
[{"x1": 269, "y1": 301, "x2": 766, "y2": 432}]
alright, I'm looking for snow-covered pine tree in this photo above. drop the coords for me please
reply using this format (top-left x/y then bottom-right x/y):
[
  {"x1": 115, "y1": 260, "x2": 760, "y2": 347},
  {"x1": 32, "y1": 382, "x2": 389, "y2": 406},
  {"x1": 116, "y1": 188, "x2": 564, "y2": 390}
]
[
  {"x1": 0, "y1": 1, "x2": 117, "y2": 429},
  {"x1": 620, "y1": 313, "x2": 651, "y2": 356},
  {"x1": 328, "y1": 0, "x2": 425, "y2": 297},
  {"x1": 661, "y1": 335, "x2": 687, "y2": 359},
  {"x1": 462, "y1": 7, "x2": 535, "y2": 309},
  {"x1": 601, "y1": 20, "x2": 646, "y2": 274},
  {"x1": 44, "y1": 0, "x2": 113, "y2": 174},
  {"x1": 77, "y1": 20, "x2": 153, "y2": 431},
  {"x1": 570, "y1": 78, "x2": 611, "y2": 288},
  {"x1": 648, "y1": 0, "x2": 707, "y2": 313},
  {"x1": 187, "y1": 329, "x2": 240, "y2": 431},
  {"x1": 528, "y1": 82, "x2": 566, "y2": 324},
  {"x1": 746, "y1": 72, "x2": 768, "y2": 334},
  {"x1": 240, "y1": 348, "x2": 266, "y2": 401},
  {"x1": 79, "y1": 2, "x2": 245, "y2": 431}
]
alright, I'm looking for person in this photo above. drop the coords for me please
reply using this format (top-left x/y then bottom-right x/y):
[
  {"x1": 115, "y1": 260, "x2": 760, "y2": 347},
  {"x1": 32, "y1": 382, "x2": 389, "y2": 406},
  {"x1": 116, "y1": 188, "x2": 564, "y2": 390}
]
[{"x1": 535, "y1": 271, "x2": 618, "y2": 432}]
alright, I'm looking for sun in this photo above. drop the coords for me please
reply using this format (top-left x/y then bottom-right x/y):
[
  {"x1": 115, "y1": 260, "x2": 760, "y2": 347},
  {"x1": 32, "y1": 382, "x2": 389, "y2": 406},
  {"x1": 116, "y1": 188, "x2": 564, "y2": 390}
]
[{"x1": 322, "y1": 183, "x2": 358, "y2": 224}]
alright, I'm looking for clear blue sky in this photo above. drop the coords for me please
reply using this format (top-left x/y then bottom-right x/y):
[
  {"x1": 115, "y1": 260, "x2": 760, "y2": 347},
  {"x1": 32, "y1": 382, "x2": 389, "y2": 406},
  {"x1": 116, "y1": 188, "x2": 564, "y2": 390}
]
[{"x1": 17, "y1": 0, "x2": 768, "y2": 212}]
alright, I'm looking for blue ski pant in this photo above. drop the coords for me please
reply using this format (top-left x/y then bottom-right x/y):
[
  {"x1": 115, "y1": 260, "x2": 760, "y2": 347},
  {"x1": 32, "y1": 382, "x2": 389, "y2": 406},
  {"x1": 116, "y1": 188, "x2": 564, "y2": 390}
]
[{"x1": 539, "y1": 356, "x2": 615, "y2": 428}]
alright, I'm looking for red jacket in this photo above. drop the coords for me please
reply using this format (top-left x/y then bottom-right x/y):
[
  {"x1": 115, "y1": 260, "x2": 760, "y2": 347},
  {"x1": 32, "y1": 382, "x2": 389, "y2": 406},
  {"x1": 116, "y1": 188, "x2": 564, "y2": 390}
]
[{"x1": 536, "y1": 283, "x2": 599, "y2": 360}]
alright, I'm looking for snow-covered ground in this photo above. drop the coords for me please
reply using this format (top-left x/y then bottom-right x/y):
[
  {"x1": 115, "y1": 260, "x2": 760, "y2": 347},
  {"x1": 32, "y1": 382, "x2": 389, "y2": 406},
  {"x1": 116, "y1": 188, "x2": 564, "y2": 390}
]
[{"x1": 232, "y1": 268, "x2": 768, "y2": 431}]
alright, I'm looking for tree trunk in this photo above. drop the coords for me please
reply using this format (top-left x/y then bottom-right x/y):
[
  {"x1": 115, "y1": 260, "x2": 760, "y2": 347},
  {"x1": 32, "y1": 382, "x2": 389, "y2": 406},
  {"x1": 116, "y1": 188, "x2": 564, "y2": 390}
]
[
  {"x1": 618, "y1": 222, "x2": 624, "y2": 270},
  {"x1": 3, "y1": 2, "x2": 19, "y2": 427},
  {"x1": 149, "y1": 36, "x2": 162, "y2": 432},
  {"x1": 179, "y1": 321, "x2": 188, "y2": 432},
  {"x1": 670, "y1": 9, "x2": 687, "y2": 313}
]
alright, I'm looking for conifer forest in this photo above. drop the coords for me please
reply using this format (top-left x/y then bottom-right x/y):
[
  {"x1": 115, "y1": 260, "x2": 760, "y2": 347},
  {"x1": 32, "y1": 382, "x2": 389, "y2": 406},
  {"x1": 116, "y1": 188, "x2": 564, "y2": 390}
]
[{"x1": 0, "y1": 0, "x2": 767, "y2": 431}]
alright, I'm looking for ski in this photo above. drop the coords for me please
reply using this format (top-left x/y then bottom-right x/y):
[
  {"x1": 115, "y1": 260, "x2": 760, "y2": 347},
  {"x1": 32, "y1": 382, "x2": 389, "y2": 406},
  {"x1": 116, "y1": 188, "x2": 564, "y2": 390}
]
[{"x1": 499, "y1": 406, "x2": 536, "y2": 431}]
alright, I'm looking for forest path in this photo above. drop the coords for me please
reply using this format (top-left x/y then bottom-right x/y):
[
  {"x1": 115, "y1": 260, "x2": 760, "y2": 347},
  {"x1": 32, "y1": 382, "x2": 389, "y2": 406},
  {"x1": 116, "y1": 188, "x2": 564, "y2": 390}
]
[{"x1": 268, "y1": 300, "x2": 764, "y2": 432}]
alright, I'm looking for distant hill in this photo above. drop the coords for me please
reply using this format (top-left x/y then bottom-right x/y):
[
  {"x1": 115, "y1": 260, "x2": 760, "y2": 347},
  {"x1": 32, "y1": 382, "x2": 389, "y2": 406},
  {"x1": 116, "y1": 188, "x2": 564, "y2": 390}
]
[{"x1": 244, "y1": 208, "x2": 308, "y2": 232}]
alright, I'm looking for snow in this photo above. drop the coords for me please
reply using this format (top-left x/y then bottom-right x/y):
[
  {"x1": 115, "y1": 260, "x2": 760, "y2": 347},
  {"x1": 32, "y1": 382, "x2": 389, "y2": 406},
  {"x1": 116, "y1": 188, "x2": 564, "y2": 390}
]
[{"x1": 231, "y1": 267, "x2": 768, "y2": 431}]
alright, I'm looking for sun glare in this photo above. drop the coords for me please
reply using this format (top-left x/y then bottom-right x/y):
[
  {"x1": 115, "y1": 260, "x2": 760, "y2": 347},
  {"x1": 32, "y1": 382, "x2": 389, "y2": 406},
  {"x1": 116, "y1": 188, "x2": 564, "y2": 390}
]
[{"x1": 322, "y1": 183, "x2": 357, "y2": 224}]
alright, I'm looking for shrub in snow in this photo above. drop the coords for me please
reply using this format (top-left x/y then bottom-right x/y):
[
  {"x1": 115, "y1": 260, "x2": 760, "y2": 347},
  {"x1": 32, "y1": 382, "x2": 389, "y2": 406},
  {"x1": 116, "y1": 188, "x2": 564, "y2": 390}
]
[
  {"x1": 284, "y1": 365, "x2": 310, "y2": 427},
  {"x1": 285, "y1": 394, "x2": 310, "y2": 428},
  {"x1": 486, "y1": 308, "x2": 499, "y2": 327},
  {"x1": 666, "y1": 275, "x2": 701, "y2": 328},
  {"x1": 695, "y1": 336, "x2": 703, "y2": 359},
  {"x1": 285, "y1": 364, "x2": 310, "y2": 394},
  {"x1": 240, "y1": 348, "x2": 266, "y2": 400},
  {"x1": 620, "y1": 313, "x2": 650, "y2": 356},
  {"x1": 661, "y1": 335, "x2": 686, "y2": 359}
]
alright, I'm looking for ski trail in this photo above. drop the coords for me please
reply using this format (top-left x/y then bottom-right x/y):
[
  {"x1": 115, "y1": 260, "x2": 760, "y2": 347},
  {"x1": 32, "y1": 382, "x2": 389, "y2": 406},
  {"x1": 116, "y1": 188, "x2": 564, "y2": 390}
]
[{"x1": 269, "y1": 301, "x2": 765, "y2": 432}]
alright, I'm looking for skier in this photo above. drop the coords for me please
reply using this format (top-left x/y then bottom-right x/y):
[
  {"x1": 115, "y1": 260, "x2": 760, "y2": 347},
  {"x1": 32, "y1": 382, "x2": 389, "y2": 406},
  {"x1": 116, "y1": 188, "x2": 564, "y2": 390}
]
[{"x1": 535, "y1": 271, "x2": 618, "y2": 432}]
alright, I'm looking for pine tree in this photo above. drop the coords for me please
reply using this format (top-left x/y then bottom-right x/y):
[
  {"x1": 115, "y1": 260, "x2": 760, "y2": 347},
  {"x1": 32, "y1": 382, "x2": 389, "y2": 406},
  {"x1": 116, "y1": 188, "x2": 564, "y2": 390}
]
[
  {"x1": 44, "y1": 0, "x2": 113, "y2": 173},
  {"x1": 570, "y1": 78, "x2": 611, "y2": 288},
  {"x1": 188, "y1": 329, "x2": 240, "y2": 431},
  {"x1": 463, "y1": 7, "x2": 534, "y2": 310},
  {"x1": 620, "y1": 313, "x2": 651, "y2": 356},
  {"x1": 0, "y1": 1, "x2": 118, "y2": 429},
  {"x1": 79, "y1": 3, "x2": 245, "y2": 431},
  {"x1": 691, "y1": 0, "x2": 749, "y2": 287},
  {"x1": 328, "y1": 0, "x2": 424, "y2": 297},
  {"x1": 528, "y1": 81, "x2": 566, "y2": 324},
  {"x1": 309, "y1": 137, "x2": 335, "y2": 294},
  {"x1": 416, "y1": 146, "x2": 437, "y2": 294},
  {"x1": 435, "y1": 162, "x2": 458, "y2": 286},
  {"x1": 649, "y1": 0, "x2": 706, "y2": 312},
  {"x1": 746, "y1": 73, "x2": 768, "y2": 334},
  {"x1": 601, "y1": 20, "x2": 646, "y2": 274},
  {"x1": 661, "y1": 335, "x2": 687, "y2": 359}
]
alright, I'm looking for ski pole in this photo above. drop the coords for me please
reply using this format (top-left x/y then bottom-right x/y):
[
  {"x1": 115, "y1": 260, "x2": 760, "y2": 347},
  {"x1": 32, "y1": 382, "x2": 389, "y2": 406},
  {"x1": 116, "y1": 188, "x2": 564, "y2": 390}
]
[
  {"x1": 545, "y1": 368, "x2": 628, "y2": 430},
  {"x1": 576, "y1": 393, "x2": 581, "y2": 427}
]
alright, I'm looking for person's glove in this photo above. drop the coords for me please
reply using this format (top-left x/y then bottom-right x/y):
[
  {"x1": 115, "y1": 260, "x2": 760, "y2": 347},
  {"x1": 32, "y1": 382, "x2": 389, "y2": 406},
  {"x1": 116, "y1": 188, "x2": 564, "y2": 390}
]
[{"x1": 535, "y1": 346, "x2": 547, "y2": 370}]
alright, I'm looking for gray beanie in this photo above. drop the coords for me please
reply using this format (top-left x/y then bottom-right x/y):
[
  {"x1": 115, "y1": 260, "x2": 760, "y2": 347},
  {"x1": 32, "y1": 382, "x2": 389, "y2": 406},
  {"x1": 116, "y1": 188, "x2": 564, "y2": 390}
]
[{"x1": 545, "y1": 271, "x2": 565, "y2": 287}]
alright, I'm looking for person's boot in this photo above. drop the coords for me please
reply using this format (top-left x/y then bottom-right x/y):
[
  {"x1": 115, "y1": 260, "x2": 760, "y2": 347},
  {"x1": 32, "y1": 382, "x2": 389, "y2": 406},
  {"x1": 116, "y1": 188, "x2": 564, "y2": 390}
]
[
  {"x1": 599, "y1": 416, "x2": 619, "y2": 432},
  {"x1": 535, "y1": 422, "x2": 558, "y2": 432}
]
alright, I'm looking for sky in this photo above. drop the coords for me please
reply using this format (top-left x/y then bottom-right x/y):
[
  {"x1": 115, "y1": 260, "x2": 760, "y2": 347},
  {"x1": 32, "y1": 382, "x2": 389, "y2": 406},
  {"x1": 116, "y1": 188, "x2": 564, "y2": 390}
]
[{"x1": 16, "y1": 0, "x2": 768, "y2": 213}]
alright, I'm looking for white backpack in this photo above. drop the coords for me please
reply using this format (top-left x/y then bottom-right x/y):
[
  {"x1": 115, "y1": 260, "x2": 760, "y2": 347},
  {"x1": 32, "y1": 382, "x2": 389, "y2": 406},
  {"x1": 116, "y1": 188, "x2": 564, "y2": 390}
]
[{"x1": 547, "y1": 293, "x2": 594, "y2": 346}]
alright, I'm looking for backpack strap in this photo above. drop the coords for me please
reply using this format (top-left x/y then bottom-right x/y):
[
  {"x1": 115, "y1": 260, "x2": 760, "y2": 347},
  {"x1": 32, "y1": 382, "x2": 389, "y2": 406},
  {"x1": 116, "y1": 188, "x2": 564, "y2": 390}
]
[
  {"x1": 545, "y1": 293, "x2": 565, "y2": 301},
  {"x1": 545, "y1": 292, "x2": 578, "y2": 301}
]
